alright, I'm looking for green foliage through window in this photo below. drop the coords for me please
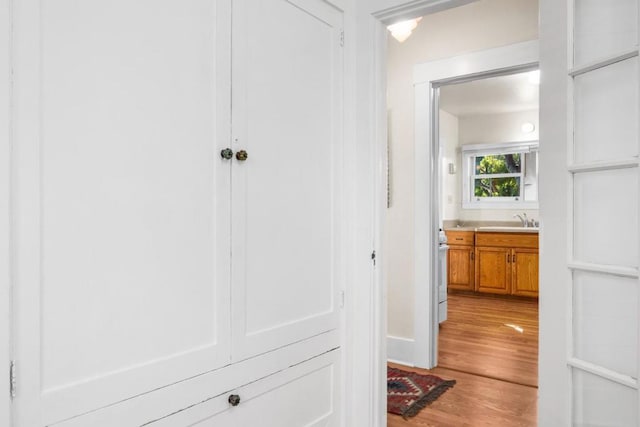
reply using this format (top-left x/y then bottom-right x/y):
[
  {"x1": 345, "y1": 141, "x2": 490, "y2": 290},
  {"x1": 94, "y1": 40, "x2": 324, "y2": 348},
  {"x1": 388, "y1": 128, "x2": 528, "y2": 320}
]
[
  {"x1": 473, "y1": 154, "x2": 522, "y2": 198},
  {"x1": 475, "y1": 154, "x2": 521, "y2": 174},
  {"x1": 474, "y1": 177, "x2": 520, "y2": 197},
  {"x1": 462, "y1": 142, "x2": 538, "y2": 207}
]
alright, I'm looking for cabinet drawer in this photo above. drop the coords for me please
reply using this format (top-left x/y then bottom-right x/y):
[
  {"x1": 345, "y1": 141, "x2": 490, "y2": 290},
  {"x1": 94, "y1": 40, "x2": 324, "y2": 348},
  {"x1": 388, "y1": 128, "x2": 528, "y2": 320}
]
[
  {"x1": 445, "y1": 230, "x2": 475, "y2": 246},
  {"x1": 52, "y1": 331, "x2": 340, "y2": 427},
  {"x1": 475, "y1": 232, "x2": 538, "y2": 249},
  {"x1": 150, "y1": 349, "x2": 341, "y2": 427}
]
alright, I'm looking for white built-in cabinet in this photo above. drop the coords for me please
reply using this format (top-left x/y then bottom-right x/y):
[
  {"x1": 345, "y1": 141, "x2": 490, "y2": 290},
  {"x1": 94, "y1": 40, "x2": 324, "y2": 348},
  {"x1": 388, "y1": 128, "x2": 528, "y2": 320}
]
[{"x1": 11, "y1": 0, "x2": 344, "y2": 425}]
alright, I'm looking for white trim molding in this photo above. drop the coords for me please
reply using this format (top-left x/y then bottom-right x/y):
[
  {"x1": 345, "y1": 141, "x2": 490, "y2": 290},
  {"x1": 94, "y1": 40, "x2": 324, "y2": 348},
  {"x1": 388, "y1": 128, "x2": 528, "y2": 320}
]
[
  {"x1": 386, "y1": 336, "x2": 415, "y2": 367},
  {"x1": 372, "y1": 0, "x2": 478, "y2": 23},
  {"x1": 0, "y1": 0, "x2": 11, "y2": 423},
  {"x1": 412, "y1": 40, "x2": 539, "y2": 368},
  {"x1": 414, "y1": 40, "x2": 540, "y2": 84}
]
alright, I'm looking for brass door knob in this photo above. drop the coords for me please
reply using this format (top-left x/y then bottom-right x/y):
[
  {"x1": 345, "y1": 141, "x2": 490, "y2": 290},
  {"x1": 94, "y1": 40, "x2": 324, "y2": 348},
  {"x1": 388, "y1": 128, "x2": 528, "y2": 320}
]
[
  {"x1": 228, "y1": 394, "x2": 241, "y2": 407},
  {"x1": 220, "y1": 148, "x2": 233, "y2": 160},
  {"x1": 236, "y1": 150, "x2": 248, "y2": 161}
]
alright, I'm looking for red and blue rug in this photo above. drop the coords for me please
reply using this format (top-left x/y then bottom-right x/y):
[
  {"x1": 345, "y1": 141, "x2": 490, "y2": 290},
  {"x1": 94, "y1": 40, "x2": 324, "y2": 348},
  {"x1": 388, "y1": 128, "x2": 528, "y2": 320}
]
[{"x1": 387, "y1": 367, "x2": 456, "y2": 419}]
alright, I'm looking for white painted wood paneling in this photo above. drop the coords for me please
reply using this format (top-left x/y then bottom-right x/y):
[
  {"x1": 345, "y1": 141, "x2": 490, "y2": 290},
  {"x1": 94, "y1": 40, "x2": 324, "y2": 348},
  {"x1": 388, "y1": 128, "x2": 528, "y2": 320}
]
[
  {"x1": 230, "y1": 0, "x2": 343, "y2": 361},
  {"x1": 574, "y1": 0, "x2": 638, "y2": 67},
  {"x1": 568, "y1": 0, "x2": 640, "y2": 423},
  {"x1": 573, "y1": 271, "x2": 638, "y2": 378},
  {"x1": 165, "y1": 350, "x2": 341, "y2": 427},
  {"x1": 573, "y1": 369, "x2": 639, "y2": 426},
  {"x1": 573, "y1": 168, "x2": 639, "y2": 268},
  {"x1": 537, "y1": 0, "x2": 572, "y2": 423},
  {"x1": 50, "y1": 331, "x2": 340, "y2": 427},
  {"x1": 574, "y1": 57, "x2": 639, "y2": 163},
  {"x1": 13, "y1": 1, "x2": 232, "y2": 424}
]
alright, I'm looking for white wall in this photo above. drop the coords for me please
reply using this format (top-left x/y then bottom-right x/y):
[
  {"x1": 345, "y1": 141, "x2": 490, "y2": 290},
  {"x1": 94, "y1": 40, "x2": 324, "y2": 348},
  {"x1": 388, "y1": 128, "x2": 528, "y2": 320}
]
[
  {"x1": 386, "y1": 0, "x2": 539, "y2": 339},
  {"x1": 439, "y1": 110, "x2": 460, "y2": 221},
  {"x1": 458, "y1": 109, "x2": 539, "y2": 145}
]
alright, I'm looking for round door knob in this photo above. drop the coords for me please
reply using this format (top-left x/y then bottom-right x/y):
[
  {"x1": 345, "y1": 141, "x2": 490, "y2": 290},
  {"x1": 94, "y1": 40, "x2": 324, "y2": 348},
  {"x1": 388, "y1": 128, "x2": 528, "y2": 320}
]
[
  {"x1": 220, "y1": 148, "x2": 234, "y2": 160},
  {"x1": 235, "y1": 150, "x2": 248, "y2": 161},
  {"x1": 228, "y1": 394, "x2": 241, "y2": 407}
]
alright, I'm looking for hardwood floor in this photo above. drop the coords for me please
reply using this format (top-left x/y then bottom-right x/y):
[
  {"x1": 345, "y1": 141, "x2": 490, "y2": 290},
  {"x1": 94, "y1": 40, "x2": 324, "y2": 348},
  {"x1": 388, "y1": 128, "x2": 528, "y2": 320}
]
[
  {"x1": 439, "y1": 293, "x2": 538, "y2": 387},
  {"x1": 388, "y1": 293, "x2": 538, "y2": 426}
]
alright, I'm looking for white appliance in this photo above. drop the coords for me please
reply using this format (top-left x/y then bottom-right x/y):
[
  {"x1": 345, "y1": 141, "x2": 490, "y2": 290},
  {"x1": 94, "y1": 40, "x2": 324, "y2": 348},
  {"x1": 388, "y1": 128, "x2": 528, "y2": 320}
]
[{"x1": 438, "y1": 230, "x2": 449, "y2": 323}]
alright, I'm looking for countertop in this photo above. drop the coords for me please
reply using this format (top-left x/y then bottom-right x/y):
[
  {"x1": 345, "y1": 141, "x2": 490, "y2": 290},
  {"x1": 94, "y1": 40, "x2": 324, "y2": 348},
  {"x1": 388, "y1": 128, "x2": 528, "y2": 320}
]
[{"x1": 445, "y1": 226, "x2": 539, "y2": 233}]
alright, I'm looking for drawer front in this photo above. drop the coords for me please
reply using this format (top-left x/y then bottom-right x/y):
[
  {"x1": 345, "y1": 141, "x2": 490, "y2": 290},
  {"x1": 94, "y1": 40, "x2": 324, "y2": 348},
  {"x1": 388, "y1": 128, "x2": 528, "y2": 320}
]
[
  {"x1": 152, "y1": 349, "x2": 341, "y2": 427},
  {"x1": 52, "y1": 331, "x2": 340, "y2": 427},
  {"x1": 475, "y1": 232, "x2": 539, "y2": 249},
  {"x1": 445, "y1": 230, "x2": 475, "y2": 246}
]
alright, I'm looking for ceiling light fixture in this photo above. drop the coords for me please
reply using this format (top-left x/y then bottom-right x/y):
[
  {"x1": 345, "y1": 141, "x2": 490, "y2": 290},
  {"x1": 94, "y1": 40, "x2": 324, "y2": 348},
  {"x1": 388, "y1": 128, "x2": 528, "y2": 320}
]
[
  {"x1": 521, "y1": 122, "x2": 536, "y2": 134},
  {"x1": 387, "y1": 18, "x2": 422, "y2": 43}
]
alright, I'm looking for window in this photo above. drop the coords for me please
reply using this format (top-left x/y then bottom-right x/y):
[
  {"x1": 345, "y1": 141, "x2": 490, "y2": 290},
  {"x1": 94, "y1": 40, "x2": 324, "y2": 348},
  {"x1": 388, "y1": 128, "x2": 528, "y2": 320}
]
[{"x1": 462, "y1": 141, "x2": 538, "y2": 209}]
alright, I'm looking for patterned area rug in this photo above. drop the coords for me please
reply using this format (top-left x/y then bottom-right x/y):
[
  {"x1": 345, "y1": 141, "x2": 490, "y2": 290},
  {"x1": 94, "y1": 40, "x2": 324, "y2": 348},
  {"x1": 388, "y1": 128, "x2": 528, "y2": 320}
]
[{"x1": 387, "y1": 367, "x2": 456, "y2": 419}]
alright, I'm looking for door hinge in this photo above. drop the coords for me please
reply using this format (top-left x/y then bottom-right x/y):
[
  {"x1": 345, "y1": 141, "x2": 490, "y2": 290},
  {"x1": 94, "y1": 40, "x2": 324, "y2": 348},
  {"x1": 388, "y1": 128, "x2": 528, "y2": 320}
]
[
  {"x1": 371, "y1": 250, "x2": 376, "y2": 266},
  {"x1": 339, "y1": 30, "x2": 344, "y2": 47},
  {"x1": 9, "y1": 361, "x2": 16, "y2": 399}
]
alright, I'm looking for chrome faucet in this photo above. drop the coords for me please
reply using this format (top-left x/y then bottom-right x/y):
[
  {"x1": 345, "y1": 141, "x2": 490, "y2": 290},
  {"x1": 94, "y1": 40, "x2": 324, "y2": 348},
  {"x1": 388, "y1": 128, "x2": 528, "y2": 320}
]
[{"x1": 514, "y1": 213, "x2": 528, "y2": 227}]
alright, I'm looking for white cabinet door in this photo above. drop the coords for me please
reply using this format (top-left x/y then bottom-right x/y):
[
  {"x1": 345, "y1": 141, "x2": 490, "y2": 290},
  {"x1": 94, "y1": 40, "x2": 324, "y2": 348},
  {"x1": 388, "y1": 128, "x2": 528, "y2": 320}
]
[
  {"x1": 230, "y1": 0, "x2": 344, "y2": 361},
  {"x1": 12, "y1": 1, "x2": 232, "y2": 425}
]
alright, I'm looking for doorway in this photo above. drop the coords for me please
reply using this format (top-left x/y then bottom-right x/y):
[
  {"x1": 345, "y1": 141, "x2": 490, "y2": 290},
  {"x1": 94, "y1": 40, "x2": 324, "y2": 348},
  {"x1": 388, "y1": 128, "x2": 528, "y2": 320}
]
[
  {"x1": 382, "y1": 3, "x2": 541, "y2": 425},
  {"x1": 436, "y1": 69, "x2": 540, "y2": 387}
]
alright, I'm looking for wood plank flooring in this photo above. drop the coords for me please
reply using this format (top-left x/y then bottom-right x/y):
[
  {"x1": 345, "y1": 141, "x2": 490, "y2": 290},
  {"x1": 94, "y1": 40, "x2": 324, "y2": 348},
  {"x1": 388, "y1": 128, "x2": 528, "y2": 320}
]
[
  {"x1": 387, "y1": 293, "x2": 538, "y2": 426},
  {"x1": 439, "y1": 293, "x2": 538, "y2": 387}
]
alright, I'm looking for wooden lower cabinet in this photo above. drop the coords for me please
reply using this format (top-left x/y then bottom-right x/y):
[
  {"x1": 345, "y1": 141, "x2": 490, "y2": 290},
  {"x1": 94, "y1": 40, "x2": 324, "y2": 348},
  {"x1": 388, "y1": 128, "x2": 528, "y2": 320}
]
[
  {"x1": 445, "y1": 230, "x2": 476, "y2": 291},
  {"x1": 475, "y1": 246, "x2": 512, "y2": 295},
  {"x1": 448, "y1": 245, "x2": 475, "y2": 291},
  {"x1": 474, "y1": 232, "x2": 539, "y2": 297},
  {"x1": 512, "y1": 248, "x2": 539, "y2": 297},
  {"x1": 446, "y1": 230, "x2": 539, "y2": 297}
]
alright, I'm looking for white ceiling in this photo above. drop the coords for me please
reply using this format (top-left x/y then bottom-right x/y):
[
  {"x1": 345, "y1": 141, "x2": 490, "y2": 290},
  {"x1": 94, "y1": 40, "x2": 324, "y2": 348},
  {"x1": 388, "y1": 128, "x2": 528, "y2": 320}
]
[{"x1": 439, "y1": 70, "x2": 539, "y2": 117}]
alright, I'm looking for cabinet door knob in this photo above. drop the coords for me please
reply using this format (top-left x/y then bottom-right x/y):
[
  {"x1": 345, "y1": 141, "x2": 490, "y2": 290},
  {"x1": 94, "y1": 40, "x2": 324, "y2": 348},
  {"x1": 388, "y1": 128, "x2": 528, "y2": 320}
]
[
  {"x1": 228, "y1": 394, "x2": 241, "y2": 407},
  {"x1": 236, "y1": 150, "x2": 248, "y2": 161},
  {"x1": 220, "y1": 148, "x2": 234, "y2": 160}
]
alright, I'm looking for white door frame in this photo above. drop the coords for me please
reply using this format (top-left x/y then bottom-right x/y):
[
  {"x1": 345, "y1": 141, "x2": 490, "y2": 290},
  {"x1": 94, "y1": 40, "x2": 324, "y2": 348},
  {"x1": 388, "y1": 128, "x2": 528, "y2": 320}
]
[
  {"x1": 412, "y1": 40, "x2": 539, "y2": 368},
  {"x1": 349, "y1": 2, "x2": 479, "y2": 426},
  {"x1": 0, "y1": 0, "x2": 11, "y2": 423}
]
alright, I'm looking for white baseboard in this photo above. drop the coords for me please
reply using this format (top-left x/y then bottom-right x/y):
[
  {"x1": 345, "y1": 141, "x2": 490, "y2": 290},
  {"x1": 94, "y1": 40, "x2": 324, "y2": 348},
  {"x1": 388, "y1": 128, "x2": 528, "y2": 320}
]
[{"x1": 386, "y1": 336, "x2": 414, "y2": 367}]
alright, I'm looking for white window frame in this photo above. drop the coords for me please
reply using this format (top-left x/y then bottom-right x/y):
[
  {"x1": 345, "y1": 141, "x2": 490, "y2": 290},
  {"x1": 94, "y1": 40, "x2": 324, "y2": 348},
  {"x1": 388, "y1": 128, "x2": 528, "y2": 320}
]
[{"x1": 462, "y1": 141, "x2": 539, "y2": 209}]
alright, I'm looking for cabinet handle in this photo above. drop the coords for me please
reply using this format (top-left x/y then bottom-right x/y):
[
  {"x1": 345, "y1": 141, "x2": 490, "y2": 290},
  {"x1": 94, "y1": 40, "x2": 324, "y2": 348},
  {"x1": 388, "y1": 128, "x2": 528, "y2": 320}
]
[
  {"x1": 220, "y1": 148, "x2": 233, "y2": 160},
  {"x1": 512, "y1": 254, "x2": 516, "y2": 263},
  {"x1": 470, "y1": 251, "x2": 474, "y2": 261},
  {"x1": 455, "y1": 237, "x2": 463, "y2": 240},
  {"x1": 228, "y1": 394, "x2": 241, "y2": 407},
  {"x1": 236, "y1": 150, "x2": 248, "y2": 161},
  {"x1": 507, "y1": 254, "x2": 510, "y2": 263}
]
